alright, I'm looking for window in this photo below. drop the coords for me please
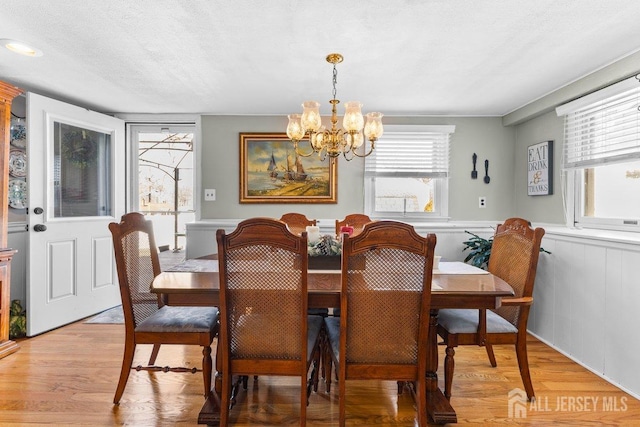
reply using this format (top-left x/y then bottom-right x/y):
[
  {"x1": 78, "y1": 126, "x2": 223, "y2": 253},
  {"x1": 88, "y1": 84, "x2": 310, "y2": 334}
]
[
  {"x1": 557, "y1": 76, "x2": 640, "y2": 230},
  {"x1": 364, "y1": 125, "x2": 454, "y2": 220},
  {"x1": 127, "y1": 123, "x2": 196, "y2": 250}
]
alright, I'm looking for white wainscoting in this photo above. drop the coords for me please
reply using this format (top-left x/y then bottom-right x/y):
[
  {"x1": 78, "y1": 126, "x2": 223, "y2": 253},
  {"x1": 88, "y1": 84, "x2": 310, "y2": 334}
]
[{"x1": 529, "y1": 227, "x2": 640, "y2": 399}]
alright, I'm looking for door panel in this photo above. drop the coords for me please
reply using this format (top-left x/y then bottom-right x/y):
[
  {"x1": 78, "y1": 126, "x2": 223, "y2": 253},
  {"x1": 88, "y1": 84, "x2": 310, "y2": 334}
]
[
  {"x1": 27, "y1": 93, "x2": 124, "y2": 336},
  {"x1": 48, "y1": 239, "x2": 75, "y2": 300},
  {"x1": 93, "y1": 236, "x2": 114, "y2": 289}
]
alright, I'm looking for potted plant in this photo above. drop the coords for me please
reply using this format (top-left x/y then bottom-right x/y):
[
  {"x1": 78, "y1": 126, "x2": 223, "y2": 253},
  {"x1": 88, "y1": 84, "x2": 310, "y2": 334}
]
[
  {"x1": 9, "y1": 299, "x2": 26, "y2": 339},
  {"x1": 462, "y1": 230, "x2": 550, "y2": 270}
]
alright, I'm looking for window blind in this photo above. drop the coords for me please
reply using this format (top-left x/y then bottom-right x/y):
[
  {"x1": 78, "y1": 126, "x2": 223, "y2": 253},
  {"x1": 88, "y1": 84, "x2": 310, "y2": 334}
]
[
  {"x1": 557, "y1": 76, "x2": 640, "y2": 169},
  {"x1": 364, "y1": 125, "x2": 454, "y2": 177}
]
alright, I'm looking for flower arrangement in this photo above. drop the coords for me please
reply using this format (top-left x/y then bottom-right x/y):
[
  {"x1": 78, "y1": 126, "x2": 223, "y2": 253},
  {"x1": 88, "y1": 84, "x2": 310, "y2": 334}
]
[{"x1": 308, "y1": 234, "x2": 342, "y2": 256}]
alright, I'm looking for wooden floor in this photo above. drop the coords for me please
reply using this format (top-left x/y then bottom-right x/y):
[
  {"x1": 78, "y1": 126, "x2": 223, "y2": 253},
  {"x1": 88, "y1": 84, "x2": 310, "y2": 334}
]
[{"x1": 0, "y1": 321, "x2": 639, "y2": 426}]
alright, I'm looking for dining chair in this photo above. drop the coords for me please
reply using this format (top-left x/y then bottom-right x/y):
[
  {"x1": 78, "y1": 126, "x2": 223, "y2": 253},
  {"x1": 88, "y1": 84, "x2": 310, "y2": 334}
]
[
  {"x1": 109, "y1": 212, "x2": 219, "y2": 404},
  {"x1": 279, "y1": 212, "x2": 316, "y2": 236},
  {"x1": 323, "y1": 220, "x2": 437, "y2": 427},
  {"x1": 216, "y1": 217, "x2": 324, "y2": 426},
  {"x1": 436, "y1": 217, "x2": 545, "y2": 400},
  {"x1": 334, "y1": 213, "x2": 372, "y2": 237}
]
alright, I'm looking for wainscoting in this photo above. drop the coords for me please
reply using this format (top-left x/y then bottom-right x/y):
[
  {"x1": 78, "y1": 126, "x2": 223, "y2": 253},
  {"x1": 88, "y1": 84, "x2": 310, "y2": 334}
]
[{"x1": 529, "y1": 227, "x2": 640, "y2": 400}]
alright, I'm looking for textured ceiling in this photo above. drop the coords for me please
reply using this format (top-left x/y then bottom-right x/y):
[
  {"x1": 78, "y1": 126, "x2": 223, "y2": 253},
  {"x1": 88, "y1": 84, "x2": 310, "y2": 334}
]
[{"x1": 1, "y1": 0, "x2": 640, "y2": 116}]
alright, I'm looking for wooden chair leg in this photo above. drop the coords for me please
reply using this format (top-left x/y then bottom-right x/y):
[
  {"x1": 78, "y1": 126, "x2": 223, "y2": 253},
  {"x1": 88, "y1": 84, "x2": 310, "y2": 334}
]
[
  {"x1": 485, "y1": 342, "x2": 497, "y2": 367},
  {"x1": 515, "y1": 338, "x2": 535, "y2": 400},
  {"x1": 114, "y1": 342, "x2": 136, "y2": 404},
  {"x1": 320, "y1": 334, "x2": 326, "y2": 381},
  {"x1": 220, "y1": 371, "x2": 232, "y2": 426},
  {"x1": 325, "y1": 360, "x2": 333, "y2": 393},
  {"x1": 301, "y1": 374, "x2": 307, "y2": 427},
  {"x1": 242, "y1": 375, "x2": 248, "y2": 390},
  {"x1": 230, "y1": 375, "x2": 244, "y2": 409},
  {"x1": 148, "y1": 344, "x2": 161, "y2": 365},
  {"x1": 324, "y1": 346, "x2": 334, "y2": 393},
  {"x1": 338, "y1": 370, "x2": 346, "y2": 427},
  {"x1": 202, "y1": 345, "x2": 212, "y2": 397},
  {"x1": 415, "y1": 379, "x2": 427, "y2": 427},
  {"x1": 444, "y1": 345, "x2": 455, "y2": 401}
]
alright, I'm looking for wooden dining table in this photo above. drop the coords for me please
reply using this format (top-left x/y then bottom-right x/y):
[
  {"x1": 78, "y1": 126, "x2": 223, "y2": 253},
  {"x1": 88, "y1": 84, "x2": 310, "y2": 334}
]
[{"x1": 151, "y1": 259, "x2": 514, "y2": 425}]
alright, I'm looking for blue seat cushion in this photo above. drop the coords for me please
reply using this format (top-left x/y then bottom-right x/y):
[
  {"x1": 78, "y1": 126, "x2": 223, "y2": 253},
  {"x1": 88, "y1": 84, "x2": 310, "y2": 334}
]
[
  {"x1": 136, "y1": 306, "x2": 219, "y2": 333},
  {"x1": 437, "y1": 309, "x2": 518, "y2": 334},
  {"x1": 307, "y1": 315, "x2": 324, "y2": 361},
  {"x1": 324, "y1": 316, "x2": 340, "y2": 362}
]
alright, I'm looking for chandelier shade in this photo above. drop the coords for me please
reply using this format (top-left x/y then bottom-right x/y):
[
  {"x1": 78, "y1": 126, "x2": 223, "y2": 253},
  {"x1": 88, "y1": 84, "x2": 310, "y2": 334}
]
[{"x1": 286, "y1": 53, "x2": 383, "y2": 161}]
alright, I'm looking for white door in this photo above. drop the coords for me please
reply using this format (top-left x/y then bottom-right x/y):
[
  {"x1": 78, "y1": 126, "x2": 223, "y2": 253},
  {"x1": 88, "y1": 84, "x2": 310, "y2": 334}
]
[{"x1": 26, "y1": 93, "x2": 125, "y2": 336}]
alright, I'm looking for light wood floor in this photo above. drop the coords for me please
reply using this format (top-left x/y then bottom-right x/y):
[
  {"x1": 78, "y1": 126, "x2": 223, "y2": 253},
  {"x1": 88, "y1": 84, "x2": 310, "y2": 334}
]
[{"x1": 0, "y1": 321, "x2": 639, "y2": 426}]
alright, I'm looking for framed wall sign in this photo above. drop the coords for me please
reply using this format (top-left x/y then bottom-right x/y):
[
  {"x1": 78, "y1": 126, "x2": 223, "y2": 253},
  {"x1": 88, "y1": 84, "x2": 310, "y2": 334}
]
[
  {"x1": 527, "y1": 140, "x2": 553, "y2": 196},
  {"x1": 239, "y1": 133, "x2": 337, "y2": 204}
]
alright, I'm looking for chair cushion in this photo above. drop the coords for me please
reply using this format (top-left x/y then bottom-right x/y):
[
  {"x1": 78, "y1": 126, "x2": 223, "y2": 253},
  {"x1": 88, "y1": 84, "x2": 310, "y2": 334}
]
[
  {"x1": 308, "y1": 308, "x2": 329, "y2": 317},
  {"x1": 307, "y1": 315, "x2": 324, "y2": 362},
  {"x1": 324, "y1": 316, "x2": 340, "y2": 362},
  {"x1": 437, "y1": 309, "x2": 518, "y2": 334},
  {"x1": 136, "y1": 306, "x2": 219, "y2": 333}
]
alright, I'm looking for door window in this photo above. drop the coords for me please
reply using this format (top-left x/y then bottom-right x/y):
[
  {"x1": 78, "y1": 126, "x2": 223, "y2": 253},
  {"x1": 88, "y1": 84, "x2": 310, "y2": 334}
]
[{"x1": 53, "y1": 121, "x2": 111, "y2": 218}]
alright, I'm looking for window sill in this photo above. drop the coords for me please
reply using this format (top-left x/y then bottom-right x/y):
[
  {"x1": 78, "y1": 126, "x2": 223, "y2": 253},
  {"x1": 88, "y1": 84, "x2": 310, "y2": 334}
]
[{"x1": 541, "y1": 224, "x2": 640, "y2": 246}]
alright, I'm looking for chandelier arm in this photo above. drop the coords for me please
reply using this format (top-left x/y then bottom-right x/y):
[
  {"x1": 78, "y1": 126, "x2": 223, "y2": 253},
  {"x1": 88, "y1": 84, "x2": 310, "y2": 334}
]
[
  {"x1": 293, "y1": 139, "x2": 316, "y2": 157},
  {"x1": 351, "y1": 139, "x2": 376, "y2": 158},
  {"x1": 318, "y1": 148, "x2": 328, "y2": 162},
  {"x1": 342, "y1": 149, "x2": 354, "y2": 161}
]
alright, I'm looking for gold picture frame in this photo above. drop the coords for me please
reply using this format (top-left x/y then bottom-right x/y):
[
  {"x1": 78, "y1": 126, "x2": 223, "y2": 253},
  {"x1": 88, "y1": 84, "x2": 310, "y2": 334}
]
[{"x1": 239, "y1": 133, "x2": 337, "y2": 204}]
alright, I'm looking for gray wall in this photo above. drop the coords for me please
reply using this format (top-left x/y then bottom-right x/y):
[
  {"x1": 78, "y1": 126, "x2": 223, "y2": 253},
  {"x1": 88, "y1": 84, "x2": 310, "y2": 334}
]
[
  {"x1": 510, "y1": 51, "x2": 640, "y2": 225},
  {"x1": 513, "y1": 111, "x2": 566, "y2": 224},
  {"x1": 199, "y1": 115, "x2": 516, "y2": 221}
]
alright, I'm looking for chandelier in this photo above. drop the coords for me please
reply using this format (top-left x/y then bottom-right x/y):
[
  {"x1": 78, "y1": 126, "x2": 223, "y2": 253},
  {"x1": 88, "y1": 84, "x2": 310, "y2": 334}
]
[{"x1": 286, "y1": 53, "x2": 383, "y2": 161}]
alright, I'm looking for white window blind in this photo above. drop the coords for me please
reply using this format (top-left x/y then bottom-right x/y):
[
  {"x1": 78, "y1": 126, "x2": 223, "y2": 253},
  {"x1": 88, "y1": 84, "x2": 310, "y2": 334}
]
[
  {"x1": 364, "y1": 125, "x2": 454, "y2": 177},
  {"x1": 557, "y1": 76, "x2": 640, "y2": 169}
]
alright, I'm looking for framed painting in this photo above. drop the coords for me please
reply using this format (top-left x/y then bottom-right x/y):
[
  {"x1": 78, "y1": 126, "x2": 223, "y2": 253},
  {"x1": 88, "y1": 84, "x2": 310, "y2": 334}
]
[
  {"x1": 239, "y1": 133, "x2": 337, "y2": 204},
  {"x1": 527, "y1": 140, "x2": 553, "y2": 196}
]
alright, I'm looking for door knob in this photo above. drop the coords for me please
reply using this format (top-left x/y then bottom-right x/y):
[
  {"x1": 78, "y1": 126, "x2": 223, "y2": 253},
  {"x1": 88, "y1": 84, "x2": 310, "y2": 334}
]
[
  {"x1": 33, "y1": 224, "x2": 47, "y2": 232},
  {"x1": 33, "y1": 207, "x2": 44, "y2": 214}
]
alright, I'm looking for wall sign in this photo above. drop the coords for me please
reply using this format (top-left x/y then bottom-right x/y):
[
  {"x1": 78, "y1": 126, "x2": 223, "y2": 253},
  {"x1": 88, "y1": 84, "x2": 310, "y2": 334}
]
[{"x1": 527, "y1": 140, "x2": 553, "y2": 196}]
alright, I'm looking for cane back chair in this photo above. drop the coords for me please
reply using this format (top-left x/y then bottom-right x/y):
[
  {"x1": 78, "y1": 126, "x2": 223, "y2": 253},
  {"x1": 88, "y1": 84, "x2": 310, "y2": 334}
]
[
  {"x1": 334, "y1": 213, "x2": 372, "y2": 237},
  {"x1": 280, "y1": 212, "x2": 316, "y2": 236},
  {"x1": 109, "y1": 212, "x2": 219, "y2": 404},
  {"x1": 437, "y1": 217, "x2": 545, "y2": 400},
  {"x1": 216, "y1": 217, "x2": 324, "y2": 426},
  {"x1": 323, "y1": 220, "x2": 437, "y2": 426}
]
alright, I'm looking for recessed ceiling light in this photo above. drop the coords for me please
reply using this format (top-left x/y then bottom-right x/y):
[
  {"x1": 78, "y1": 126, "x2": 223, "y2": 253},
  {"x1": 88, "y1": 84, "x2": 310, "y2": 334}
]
[{"x1": 0, "y1": 39, "x2": 43, "y2": 57}]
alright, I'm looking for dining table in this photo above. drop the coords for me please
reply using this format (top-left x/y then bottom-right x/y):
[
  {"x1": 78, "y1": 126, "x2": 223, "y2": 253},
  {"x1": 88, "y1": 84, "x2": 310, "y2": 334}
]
[{"x1": 151, "y1": 257, "x2": 514, "y2": 425}]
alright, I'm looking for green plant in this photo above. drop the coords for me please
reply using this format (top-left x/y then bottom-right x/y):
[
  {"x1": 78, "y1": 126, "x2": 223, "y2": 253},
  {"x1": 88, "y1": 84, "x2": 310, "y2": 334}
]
[
  {"x1": 462, "y1": 231, "x2": 494, "y2": 269},
  {"x1": 9, "y1": 299, "x2": 26, "y2": 339},
  {"x1": 462, "y1": 230, "x2": 551, "y2": 270}
]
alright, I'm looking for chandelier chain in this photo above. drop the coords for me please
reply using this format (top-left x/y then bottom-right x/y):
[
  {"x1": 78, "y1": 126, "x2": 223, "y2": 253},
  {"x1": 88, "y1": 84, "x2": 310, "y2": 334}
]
[{"x1": 332, "y1": 63, "x2": 338, "y2": 101}]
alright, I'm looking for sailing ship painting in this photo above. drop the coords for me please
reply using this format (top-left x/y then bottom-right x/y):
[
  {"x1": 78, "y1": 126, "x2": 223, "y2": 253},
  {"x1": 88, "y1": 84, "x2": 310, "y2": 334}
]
[
  {"x1": 240, "y1": 133, "x2": 337, "y2": 203},
  {"x1": 284, "y1": 151, "x2": 308, "y2": 181},
  {"x1": 268, "y1": 151, "x2": 278, "y2": 180}
]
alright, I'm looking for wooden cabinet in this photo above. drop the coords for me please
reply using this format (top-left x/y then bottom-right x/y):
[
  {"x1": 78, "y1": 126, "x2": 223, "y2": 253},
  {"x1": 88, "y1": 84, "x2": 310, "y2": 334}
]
[{"x1": 0, "y1": 80, "x2": 23, "y2": 359}]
